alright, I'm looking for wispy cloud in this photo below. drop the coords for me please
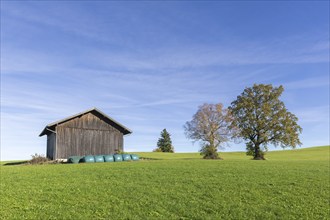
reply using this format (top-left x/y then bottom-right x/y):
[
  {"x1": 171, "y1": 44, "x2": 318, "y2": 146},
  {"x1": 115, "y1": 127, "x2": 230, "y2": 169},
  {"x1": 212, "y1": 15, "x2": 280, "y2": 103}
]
[
  {"x1": 284, "y1": 76, "x2": 330, "y2": 90},
  {"x1": 85, "y1": 41, "x2": 329, "y2": 72},
  {"x1": 2, "y1": 4, "x2": 329, "y2": 77},
  {"x1": 295, "y1": 106, "x2": 330, "y2": 124}
]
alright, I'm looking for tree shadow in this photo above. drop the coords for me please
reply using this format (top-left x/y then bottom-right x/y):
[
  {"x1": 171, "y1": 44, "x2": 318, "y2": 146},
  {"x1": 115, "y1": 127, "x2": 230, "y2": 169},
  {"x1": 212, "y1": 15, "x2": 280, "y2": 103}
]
[
  {"x1": 139, "y1": 157, "x2": 162, "y2": 160},
  {"x1": 3, "y1": 161, "x2": 28, "y2": 166},
  {"x1": 179, "y1": 158, "x2": 203, "y2": 160}
]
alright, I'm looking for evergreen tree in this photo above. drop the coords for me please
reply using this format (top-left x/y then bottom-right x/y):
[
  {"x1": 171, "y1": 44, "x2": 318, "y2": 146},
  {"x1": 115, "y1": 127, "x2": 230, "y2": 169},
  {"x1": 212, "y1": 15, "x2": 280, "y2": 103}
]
[{"x1": 157, "y1": 129, "x2": 174, "y2": 153}]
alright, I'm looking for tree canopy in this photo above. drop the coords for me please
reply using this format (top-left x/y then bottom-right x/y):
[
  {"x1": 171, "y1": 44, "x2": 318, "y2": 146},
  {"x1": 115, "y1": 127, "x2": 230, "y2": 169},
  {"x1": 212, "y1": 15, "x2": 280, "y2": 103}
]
[
  {"x1": 229, "y1": 84, "x2": 302, "y2": 160},
  {"x1": 184, "y1": 103, "x2": 234, "y2": 159}
]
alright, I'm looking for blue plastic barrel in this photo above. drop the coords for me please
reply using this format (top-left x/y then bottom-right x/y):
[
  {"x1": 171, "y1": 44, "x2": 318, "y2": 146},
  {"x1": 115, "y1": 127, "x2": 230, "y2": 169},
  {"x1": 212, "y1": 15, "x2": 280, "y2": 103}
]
[
  {"x1": 130, "y1": 154, "x2": 139, "y2": 161},
  {"x1": 122, "y1": 154, "x2": 131, "y2": 161},
  {"x1": 104, "y1": 155, "x2": 114, "y2": 162},
  {"x1": 94, "y1": 155, "x2": 104, "y2": 163},
  {"x1": 68, "y1": 156, "x2": 83, "y2": 164},
  {"x1": 113, "y1": 154, "x2": 123, "y2": 162},
  {"x1": 82, "y1": 155, "x2": 95, "y2": 163}
]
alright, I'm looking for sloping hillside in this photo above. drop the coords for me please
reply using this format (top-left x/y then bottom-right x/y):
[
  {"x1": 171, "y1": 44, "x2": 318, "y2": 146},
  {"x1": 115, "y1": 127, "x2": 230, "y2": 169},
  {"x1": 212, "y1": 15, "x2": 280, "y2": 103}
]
[{"x1": 137, "y1": 145, "x2": 329, "y2": 160}]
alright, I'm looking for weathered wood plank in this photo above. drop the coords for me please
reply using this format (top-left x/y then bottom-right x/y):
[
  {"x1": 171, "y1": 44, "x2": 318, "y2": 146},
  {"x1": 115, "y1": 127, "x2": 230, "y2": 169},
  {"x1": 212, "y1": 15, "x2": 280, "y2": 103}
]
[{"x1": 53, "y1": 112, "x2": 125, "y2": 159}]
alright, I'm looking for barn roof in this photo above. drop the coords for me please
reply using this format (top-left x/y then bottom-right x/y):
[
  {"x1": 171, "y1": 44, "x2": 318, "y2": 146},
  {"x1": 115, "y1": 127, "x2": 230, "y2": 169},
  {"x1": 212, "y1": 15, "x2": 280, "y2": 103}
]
[{"x1": 39, "y1": 107, "x2": 132, "y2": 136}]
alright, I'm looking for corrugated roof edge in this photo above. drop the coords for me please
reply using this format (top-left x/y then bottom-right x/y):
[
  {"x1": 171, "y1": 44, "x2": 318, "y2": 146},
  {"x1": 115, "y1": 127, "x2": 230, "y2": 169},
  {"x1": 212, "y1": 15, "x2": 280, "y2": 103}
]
[{"x1": 39, "y1": 107, "x2": 132, "y2": 136}]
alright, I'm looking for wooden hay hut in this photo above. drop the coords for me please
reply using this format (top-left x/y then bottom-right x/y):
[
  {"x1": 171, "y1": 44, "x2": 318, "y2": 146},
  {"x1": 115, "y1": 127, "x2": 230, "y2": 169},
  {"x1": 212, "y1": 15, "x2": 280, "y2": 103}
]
[{"x1": 39, "y1": 108, "x2": 132, "y2": 160}]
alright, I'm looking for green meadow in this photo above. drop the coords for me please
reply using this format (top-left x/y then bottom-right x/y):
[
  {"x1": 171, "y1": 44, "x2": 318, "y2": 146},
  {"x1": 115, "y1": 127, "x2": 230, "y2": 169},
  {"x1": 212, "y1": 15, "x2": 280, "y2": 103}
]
[{"x1": 1, "y1": 146, "x2": 329, "y2": 219}]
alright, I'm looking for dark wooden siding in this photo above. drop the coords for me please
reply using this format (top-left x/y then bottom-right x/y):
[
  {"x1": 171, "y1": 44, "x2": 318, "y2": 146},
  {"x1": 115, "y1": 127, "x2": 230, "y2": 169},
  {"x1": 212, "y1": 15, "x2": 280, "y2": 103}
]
[
  {"x1": 54, "y1": 113, "x2": 123, "y2": 159},
  {"x1": 47, "y1": 133, "x2": 56, "y2": 159}
]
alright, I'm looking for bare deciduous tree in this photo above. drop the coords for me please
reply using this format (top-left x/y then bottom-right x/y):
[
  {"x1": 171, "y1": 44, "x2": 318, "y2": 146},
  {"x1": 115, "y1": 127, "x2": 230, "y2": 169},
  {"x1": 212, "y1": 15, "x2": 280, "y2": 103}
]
[{"x1": 184, "y1": 103, "x2": 234, "y2": 159}]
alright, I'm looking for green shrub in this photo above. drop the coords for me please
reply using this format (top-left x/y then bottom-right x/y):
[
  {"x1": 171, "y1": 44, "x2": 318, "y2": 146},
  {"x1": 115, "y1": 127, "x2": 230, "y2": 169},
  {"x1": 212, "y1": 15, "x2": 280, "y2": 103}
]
[
  {"x1": 114, "y1": 149, "x2": 126, "y2": 154},
  {"x1": 153, "y1": 148, "x2": 163, "y2": 152}
]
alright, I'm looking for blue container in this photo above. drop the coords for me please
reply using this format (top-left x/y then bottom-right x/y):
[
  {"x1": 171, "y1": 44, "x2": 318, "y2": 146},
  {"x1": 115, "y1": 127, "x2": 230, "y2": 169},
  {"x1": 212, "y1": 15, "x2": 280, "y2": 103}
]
[
  {"x1": 130, "y1": 154, "x2": 139, "y2": 161},
  {"x1": 104, "y1": 155, "x2": 114, "y2": 162},
  {"x1": 68, "y1": 156, "x2": 83, "y2": 164},
  {"x1": 113, "y1": 154, "x2": 123, "y2": 162},
  {"x1": 82, "y1": 155, "x2": 95, "y2": 163},
  {"x1": 122, "y1": 154, "x2": 131, "y2": 161},
  {"x1": 94, "y1": 155, "x2": 104, "y2": 163}
]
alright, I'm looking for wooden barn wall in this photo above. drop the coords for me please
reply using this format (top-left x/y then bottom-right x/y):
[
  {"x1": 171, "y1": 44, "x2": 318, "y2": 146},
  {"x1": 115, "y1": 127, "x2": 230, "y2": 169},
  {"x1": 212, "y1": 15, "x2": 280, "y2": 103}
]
[
  {"x1": 47, "y1": 133, "x2": 56, "y2": 160},
  {"x1": 55, "y1": 113, "x2": 124, "y2": 159}
]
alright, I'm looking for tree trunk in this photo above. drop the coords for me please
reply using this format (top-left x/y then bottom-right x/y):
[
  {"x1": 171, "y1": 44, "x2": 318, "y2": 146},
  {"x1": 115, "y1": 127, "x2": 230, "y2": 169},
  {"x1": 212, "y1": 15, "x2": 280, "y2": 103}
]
[
  {"x1": 202, "y1": 143, "x2": 220, "y2": 159},
  {"x1": 253, "y1": 143, "x2": 265, "y2": 160}
]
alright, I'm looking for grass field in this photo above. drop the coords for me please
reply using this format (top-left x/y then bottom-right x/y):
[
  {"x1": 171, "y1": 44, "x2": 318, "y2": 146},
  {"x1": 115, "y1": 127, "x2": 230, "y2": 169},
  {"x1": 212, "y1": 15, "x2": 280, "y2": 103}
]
[{"x1": 1, "y1": 146, "x2": 329, "y2": 219}]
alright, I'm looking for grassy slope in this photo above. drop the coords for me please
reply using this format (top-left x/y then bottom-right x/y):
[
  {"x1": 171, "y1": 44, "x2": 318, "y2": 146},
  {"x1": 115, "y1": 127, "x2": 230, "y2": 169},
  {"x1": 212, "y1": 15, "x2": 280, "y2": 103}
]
[
  {"x1": 137, "y1": 145, "x2": 330, "y2": 161},
  {"x1": 0, "y1": 146, "x2": 329, "y2": 219}
]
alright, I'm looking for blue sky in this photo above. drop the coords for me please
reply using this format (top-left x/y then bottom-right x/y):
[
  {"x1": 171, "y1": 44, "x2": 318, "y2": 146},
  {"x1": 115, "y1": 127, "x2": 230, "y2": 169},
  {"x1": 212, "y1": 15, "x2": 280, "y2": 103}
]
[{"x1": 1, "y1": 1, "x2": 329, "y2": 160}]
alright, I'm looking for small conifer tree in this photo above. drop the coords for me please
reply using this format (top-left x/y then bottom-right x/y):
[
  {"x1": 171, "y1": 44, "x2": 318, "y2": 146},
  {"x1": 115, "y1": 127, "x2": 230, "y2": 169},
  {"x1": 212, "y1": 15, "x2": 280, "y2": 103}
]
[{"x1": 157, "y1": 129, "x2": 174, "y2": 153}]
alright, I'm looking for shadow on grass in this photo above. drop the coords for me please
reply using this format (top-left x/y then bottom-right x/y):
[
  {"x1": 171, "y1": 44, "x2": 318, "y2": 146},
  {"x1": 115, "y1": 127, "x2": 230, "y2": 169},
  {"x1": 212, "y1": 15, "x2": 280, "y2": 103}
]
[
  {"x1": 176, "y1": 158, "x2": 203, "y2": 160},
  {"x1": 140, "y1": 157, "x2": 203, "y2": 161},
  {"x1": 3, "y1": 161, "x2": 28, "y2": 166},
  {"x1": 139, "y1": 157, "x2": 162, "y2": 160}
]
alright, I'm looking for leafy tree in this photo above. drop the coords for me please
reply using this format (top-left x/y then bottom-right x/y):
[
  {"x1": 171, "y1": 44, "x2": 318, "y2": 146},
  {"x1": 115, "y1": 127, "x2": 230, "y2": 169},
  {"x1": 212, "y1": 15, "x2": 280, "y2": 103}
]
[
  {"x1": 157, "y1": 129, "x2": 174, "y2": 153},
  {"x1": 184, "y1": 103, "x2": 234, "y2": 159},
  {"x1": 229, "y1": 84, "x2": 302, "y2": 160}
]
